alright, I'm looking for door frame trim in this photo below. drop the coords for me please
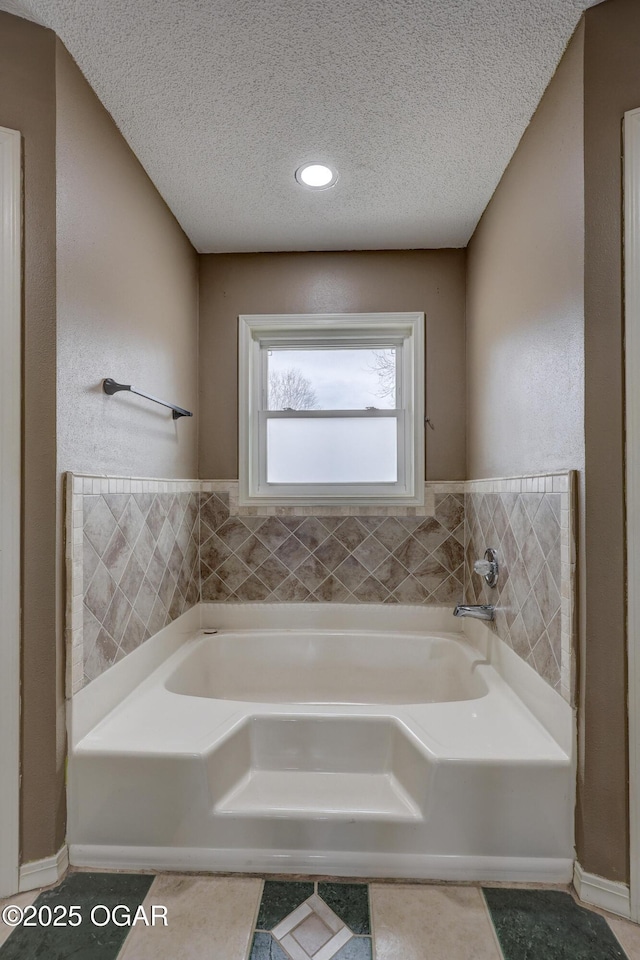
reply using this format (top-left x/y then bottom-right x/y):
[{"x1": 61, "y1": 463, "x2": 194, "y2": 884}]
[
  {"x1": 625, "y1": 107, "x2": 640, "y2": 923},
  {"x1": 0, "y1": 126, "x2": 22, "y2": 898}
]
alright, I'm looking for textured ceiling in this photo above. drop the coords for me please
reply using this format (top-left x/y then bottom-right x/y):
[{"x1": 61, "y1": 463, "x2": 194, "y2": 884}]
[{"x1": 3, "y1": 0, "x2": 600, "y2": 252}]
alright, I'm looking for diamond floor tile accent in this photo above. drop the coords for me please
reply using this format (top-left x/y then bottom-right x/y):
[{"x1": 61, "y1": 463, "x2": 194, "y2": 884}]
[
  {"x1": 290, "y1": 913, "x2": 334, "y2": 953},
  {"x1": 249, "y1": 932, "x2": 290, "y2": 960},
  {"x1": 256, "y1": 881, "x2": 315, "y2": 930},
  {"x1": 252, "y1": 882, "x2": 371, "y2": 960},
  {"x1": 317, "y1": 884, "x2": 370, "y2": 935},
  {"x1": 276, "y1": 895, "x2": 352, "y2": 960}
]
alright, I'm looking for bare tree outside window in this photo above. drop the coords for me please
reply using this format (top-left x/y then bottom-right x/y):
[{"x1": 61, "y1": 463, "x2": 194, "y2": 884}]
[
  {"x1": 269, "y1": 367, "x2": 318, "y2": 410},
  {"x1": 367, "y1": 349, "x2": 396, "y2": 402}
]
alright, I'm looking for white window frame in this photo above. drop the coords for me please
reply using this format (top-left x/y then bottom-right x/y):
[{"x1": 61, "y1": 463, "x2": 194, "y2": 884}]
[{"x1": 238, "y1": 312, "x2": 425, "y2": 507}]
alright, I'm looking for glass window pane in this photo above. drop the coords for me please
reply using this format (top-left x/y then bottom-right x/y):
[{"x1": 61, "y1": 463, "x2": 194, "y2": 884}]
[
  {"x1": 267, "y1": 348, "x2": 396, "y2": 410},
  {"x1": 267, "y1": 417, "x2": 398, "y2": 483}
]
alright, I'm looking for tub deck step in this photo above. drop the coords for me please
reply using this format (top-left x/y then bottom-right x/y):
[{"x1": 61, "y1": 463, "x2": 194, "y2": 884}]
[{"x1": 214, "y1": 770, "x2": 423, "y2": 822}]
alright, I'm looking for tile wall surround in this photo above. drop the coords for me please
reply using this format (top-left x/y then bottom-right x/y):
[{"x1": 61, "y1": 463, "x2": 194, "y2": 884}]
[
  {"x1": 199, "y1": 482, "x2": 465, "y2": 609},
  {"x1": 464, "y1": 473, "x2": 576, "y2": 703},
  {"x1": 66, "y1": 475, "x2": 201, "y2": 695},
  {"x1": 66, "y1": 472, "x2": 575, "y2": 702}
]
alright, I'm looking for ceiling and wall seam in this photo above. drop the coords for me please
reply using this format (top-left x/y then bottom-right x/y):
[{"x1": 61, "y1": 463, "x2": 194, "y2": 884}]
[{"x1": 0, "y1": 0, "x2": 601, "y2": 253}]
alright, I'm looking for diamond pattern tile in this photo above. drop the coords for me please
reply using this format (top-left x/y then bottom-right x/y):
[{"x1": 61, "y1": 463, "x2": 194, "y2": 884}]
[
  {"x1": 84, "y1": 496, "x2": 118, "y2": 557},
  {"x1": 275, "y1": 535, "x2": 312, "y2": 571},
  {"x1": 414, "y1": 556, "x2": 450, "y2": 593},
  {"x1": 255, "y1": 556, "x2": 291, "y2": 591},
  {"x1": 82, "y1": 490, "x2": 476, "y2": 682},
  {"x1": 333, "y1": 517, "x2": 369, "y2": 551},
  {"x1": 352, "y1": 535, "x2": 390, "y2": 572},
  {"x1": 217, "y1": 516, "x2": 253, "y2": 550},
  {"x1": 392, "y1": 536, "x2": 428, "y2": 572},
  {"x1": 465, "y1": 491, "x2": 562, "y2": 692},
  {"x1": 392, "y1": 575, "x2": 429, "y2": 603},
  {"x1": 196, "y1": 493, "x2": 465, "y2": 610},
  {"x1": 234, "y1": 535, "x2": 271, "y2": 571},
  {"x1": 295, "y1": 517, "x2": 331, "y2": 551},
  {"x1": 201, "y1": 533, "x2": 232, "y2": 573},
  {"x1": 371, "y1": 555, "x2": 410, "y2": 591},
  {"x1": 255, "y1": 517, "x2": 291, "y2": 550},
  {"x1": 435, "y1": 493, "x2": 465, "y2": 531},
  {"x1": 411, "y1": 517, "x2": 449, "y2": 552},
  {"x1": 273, "y1": 575, "x2": 311, "y2": 601},
  {"x1": 352, "y1": 576, "x2": 390, "y2": 603},
  {"x1": 81, "y1": 491, "x2": 200, "y2": 687},
  {"x1": 296, "y1": 555, "x2": 332, "y2": 592},
  {"x1": 252, "y1": 882, "x2": 372, "y2": 960},
  {"x1": 82, "y1": 534, "x2": 101, "y2": 584},
  {"x1": 372, "y1": 517, "x2": 408, "y2": 550},
  {"x1": 313, "y1": 537, "x2": 350, "y2": 572},
  {"x1": 234, "y1": 574, "x2": 272, "y2": 601},
  {"x1": 314, "y1": 575, "x2": 350, "y2": 602},
  {"x1": 333, "y1": 556, "x2": 369, "y2": 591}
]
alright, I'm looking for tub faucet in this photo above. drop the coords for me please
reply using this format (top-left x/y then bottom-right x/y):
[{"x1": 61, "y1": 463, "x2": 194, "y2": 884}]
[{"x1": 453, "y1": 604, "x2": 495, "y2": 622}]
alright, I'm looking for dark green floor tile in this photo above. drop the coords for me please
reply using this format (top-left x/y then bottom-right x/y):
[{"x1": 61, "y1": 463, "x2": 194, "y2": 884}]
[
  {"x1": 0, "y1": 871, "x2": 154, "y2": 960},
  {"x1": 249, "y1": 931, "x2": 289, "y2": 960},
  {"x1": 333, "y1": 935, "x2": 373, "y2": 959},
  {"x1": 483, "y1": 888, "x2": 628, "y2": 960},
  {"x1": 255, "y1": 880, "x2": 314, "y2": 930},
  {"x1": 318, "y1": 882, "x2": 370, "y2": 935}
]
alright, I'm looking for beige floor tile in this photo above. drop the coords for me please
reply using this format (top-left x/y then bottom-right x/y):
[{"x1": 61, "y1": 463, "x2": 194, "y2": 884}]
[
  {"x1": 118, "y1": 874, "x2": 262, "y2": 960},
  {"x1": 607, "y1": 915, "x2": 640, "y2": 959},
  {"x1": 370, "y1": 883, "x2": 502, "y2": 960},
  {"x1": 0, "y1": 889, "x2": 40, "y2": 948}
]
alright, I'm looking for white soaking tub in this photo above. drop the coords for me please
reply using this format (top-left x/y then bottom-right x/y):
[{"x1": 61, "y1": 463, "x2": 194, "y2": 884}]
[
  {"x1": 67, "y1": 604, "x2": 574, "y2": 881},
  {"x1": 164, "y1": 631, "x2": 489, "y2": 704}
]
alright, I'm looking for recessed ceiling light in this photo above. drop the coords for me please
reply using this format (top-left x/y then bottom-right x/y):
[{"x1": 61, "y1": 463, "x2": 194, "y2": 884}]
[{"x1": 295, "y1": 163, "x2": 338, "y2": 190}]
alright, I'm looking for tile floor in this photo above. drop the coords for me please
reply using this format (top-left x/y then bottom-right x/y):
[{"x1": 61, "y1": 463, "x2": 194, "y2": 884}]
[{"x1": 1, "y1": 872, "x2": 639, "y2": 959}]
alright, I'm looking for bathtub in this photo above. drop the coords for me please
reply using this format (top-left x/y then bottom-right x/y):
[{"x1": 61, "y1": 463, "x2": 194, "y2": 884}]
[
  {"x1": 68, "y1": 605, "x2": 574, "y2": 881},
  {"x1": 165, "y1": 630, "x2": 489, "y2": 704}
]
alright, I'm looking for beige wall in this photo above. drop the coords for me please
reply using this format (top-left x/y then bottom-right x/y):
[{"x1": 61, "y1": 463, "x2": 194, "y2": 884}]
[
  {"x1": 466, "y1": 23, "x2": 585, "y2": 480},
  {"x1": 465, "y1": 23, "x2": 608, "y2": 877},
  {"x1": 51, "y1": 42, "x2": 199, "y2": 867},
  {"x1": 55, "y1": 43, "x2": 199, "y2": 481},
  {"x1": 0, "y1": 13, "x2": 62, "y2": 863},
  {"x1": 580, "y1": 0, "x2": 640, "y2": 884},
  {"x1": 199, "y1": 250, "x2": 466, "y2": 481},
  {"x1": 9, "y1": 0, "x2": 636, "y2": 887},
  {"x1": 0, "y1": 27, "x2": 200, "y2": 868}
]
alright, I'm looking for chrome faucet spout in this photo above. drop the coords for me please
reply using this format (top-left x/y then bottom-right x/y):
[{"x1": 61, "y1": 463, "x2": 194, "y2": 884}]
[{"x1": 453, "y1": 604, "x2": 495, "y2": 622}]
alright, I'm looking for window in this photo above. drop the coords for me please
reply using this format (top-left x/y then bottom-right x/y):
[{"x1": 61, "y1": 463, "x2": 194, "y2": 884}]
[{"x1": 238, "y1": 313, "x2": 425, "y2": 506}]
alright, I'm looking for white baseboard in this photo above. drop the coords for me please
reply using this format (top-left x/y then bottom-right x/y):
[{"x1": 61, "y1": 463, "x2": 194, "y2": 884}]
[
  {"x1": 19, "y1": 845, "x2": 68, "y2": 892},
  {"x1": 70, "y1": 845, "x2": 574, "y2": 883},
  {"x1": 573, "y1": 861, "x2": 631, "y2": 918}
]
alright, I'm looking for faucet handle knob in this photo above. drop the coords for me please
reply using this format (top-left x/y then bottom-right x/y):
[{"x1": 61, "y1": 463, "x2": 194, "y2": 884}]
[{"x1": 473, "y1": 548, "x2": 499, "y2": 588}]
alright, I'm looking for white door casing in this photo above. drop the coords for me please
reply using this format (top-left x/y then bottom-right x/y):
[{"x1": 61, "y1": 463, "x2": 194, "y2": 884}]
[
  {"x1": 0, "y1": 126, "x2": 21, "y2": 898},
  {"x1": 625, "y1": 107, "x2": 640, "y2": 924}
]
